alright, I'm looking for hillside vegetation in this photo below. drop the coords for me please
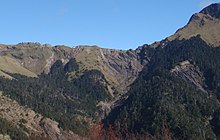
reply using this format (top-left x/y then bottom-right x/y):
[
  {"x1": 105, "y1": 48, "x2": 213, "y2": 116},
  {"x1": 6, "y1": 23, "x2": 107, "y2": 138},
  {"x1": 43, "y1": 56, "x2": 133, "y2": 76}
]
[
  {"x1": 103, "y1": 36, "x2": 220, "y2": 139},
  {"x1": 0, "y1": 3, "x2": 220, "y2": 140},
  {"x1": 0, "y1": 58, "x2": 110, "y2": 137}
]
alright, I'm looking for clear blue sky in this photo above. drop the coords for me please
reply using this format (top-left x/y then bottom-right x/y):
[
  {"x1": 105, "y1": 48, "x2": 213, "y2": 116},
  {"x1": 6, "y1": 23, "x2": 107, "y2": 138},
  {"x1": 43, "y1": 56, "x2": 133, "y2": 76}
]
[{"x1": 0, "y1": 0, "x2": 219, "y2": 50}]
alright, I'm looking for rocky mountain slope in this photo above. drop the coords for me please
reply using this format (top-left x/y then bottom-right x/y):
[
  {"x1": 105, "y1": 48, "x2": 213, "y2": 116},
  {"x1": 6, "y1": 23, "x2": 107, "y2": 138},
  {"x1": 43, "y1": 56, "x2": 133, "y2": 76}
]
[
  {"x1": 0, "y1": 2, "x2": 220, "y2": 140},
  {"x1": 0, "y1": 94, "x2": 83, "y2": 140},
  {"x1": 0, "y1": 43, "x2": 147, "y2": 95},
  {"x1": 102, "y1": 3, "x2": 220, "y2": 139},
  {"x1": 103, "y1": 36, "x2": 220, "y2": 139}
]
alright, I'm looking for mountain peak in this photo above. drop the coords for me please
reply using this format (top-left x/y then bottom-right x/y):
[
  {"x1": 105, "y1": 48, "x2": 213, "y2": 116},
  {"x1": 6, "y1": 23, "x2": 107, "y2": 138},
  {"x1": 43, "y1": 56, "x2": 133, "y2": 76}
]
[
  {"x1": 200, "y1": 3, "x2": 220, "y2": 19},
  {"x1": 165, "y1": 3, "x2": 220, "y2": 47}
]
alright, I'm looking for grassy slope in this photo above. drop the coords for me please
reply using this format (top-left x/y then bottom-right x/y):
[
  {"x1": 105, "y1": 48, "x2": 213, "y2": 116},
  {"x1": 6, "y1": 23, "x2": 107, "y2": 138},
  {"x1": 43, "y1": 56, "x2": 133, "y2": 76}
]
[
  {"x1": 0, "y1": 56, "x2": 37, "y2": 78},
  {"x1": 6, "y1": 46, "x2": 52, "y2": 74},
  {"x1": 74, "y1": 46, "x2": 120, "y2": 87},
  {"x1": 168, "y1": 13, "x2": 220, "y2": 47}
]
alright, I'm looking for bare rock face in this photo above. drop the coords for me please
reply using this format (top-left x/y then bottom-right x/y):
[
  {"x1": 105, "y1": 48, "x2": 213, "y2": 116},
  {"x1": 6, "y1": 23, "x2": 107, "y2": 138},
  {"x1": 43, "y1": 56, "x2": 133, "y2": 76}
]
[
  {"x1": 40, "y1": 118, "x2": 61, "y2": 140},
  {"x1": 171, "y1": 60, "x2": 207, "y2": 92},
  {"x1": 97, "y1": 96, "x2": 126, "y2": 120}
]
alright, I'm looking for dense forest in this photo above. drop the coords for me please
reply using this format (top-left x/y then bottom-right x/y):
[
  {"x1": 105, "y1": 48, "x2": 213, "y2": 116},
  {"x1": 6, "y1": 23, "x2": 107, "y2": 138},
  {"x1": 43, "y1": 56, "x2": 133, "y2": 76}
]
[
  {"x1": 103, "y1": 36, "x2": 220, "y2": 139},
  {"x1": 0, "y1": 58, "x2": 110, "y2": 136}
]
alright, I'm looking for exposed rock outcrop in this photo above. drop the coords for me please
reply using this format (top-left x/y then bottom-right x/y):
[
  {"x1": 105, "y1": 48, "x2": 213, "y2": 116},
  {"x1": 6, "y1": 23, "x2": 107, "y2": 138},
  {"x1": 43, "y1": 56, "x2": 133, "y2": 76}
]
[
  {"x1": 97, "y1": 96, "x2": 126, "y2": 120},
  {"x1": 171, "y1": 60, "x2": 207, "y2": 92}
]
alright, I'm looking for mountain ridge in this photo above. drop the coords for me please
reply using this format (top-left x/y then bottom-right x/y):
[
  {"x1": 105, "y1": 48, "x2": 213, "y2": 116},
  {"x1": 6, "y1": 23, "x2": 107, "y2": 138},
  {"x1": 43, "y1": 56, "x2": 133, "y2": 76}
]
[
  {"x1": 0, "y1": 3, "x2": 220, "y2": 140},
  {"x1": 0, "y1": 43, "x2": 147, "y2": 95},
  {"x1": 166, "y1": 3, "x2": 220, "y2": 47},
  {"x1": 200, "y1": 3, "x2": 220, "y2": 19}
]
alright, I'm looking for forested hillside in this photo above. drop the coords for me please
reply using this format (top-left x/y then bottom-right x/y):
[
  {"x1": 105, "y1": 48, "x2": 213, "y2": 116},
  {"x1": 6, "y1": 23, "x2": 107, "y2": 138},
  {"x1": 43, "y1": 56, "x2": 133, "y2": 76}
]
[
  {"x1": 0, "y1": 58, "x2": 110, "y2": 138},
  {"x1": 103, "y1": 36, "x2": 220, "y2": 139}
]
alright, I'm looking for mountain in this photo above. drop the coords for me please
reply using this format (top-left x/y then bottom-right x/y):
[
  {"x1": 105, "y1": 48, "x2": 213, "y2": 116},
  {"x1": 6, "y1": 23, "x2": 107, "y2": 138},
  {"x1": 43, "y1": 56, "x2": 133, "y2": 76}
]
[
  {"x1": 167, "y1": 3, "x2": 220, "y2": 47},
  {"x1": 102, "y1": 3, "x2": 220, "y2": 139},
  {"x1": 0, "y1": 43, "x2": 147, "y2": 96},
  {"x1": 0, "y1": 44, "x2": 149, "y2": 139},
  {"x1": 103, "y1": 36, "x2": 220, "y2": 139},
  {"x1": 0, "y1": 3, "x2": 220, "y2": 140},
  {"x1": 200, "y1": 3, "x2": 220, "y2": 19}
]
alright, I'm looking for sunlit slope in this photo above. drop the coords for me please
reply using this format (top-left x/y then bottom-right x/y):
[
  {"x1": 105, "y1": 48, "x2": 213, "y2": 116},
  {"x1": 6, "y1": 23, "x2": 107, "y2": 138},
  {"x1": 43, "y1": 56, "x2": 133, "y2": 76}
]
[
  {"x1": 0, "y1": 56, "x2": 37, "y2": 78},
  {"x1": 168, "y1": 3, "x2": 220, "y2": 47}
]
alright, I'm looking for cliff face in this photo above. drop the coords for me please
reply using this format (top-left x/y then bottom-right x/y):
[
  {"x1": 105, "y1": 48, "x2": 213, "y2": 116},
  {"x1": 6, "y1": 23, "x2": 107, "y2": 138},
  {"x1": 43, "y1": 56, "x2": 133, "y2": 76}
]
[{"x1": 171, "y1": 60, "x2": 207, "y2": 92}]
